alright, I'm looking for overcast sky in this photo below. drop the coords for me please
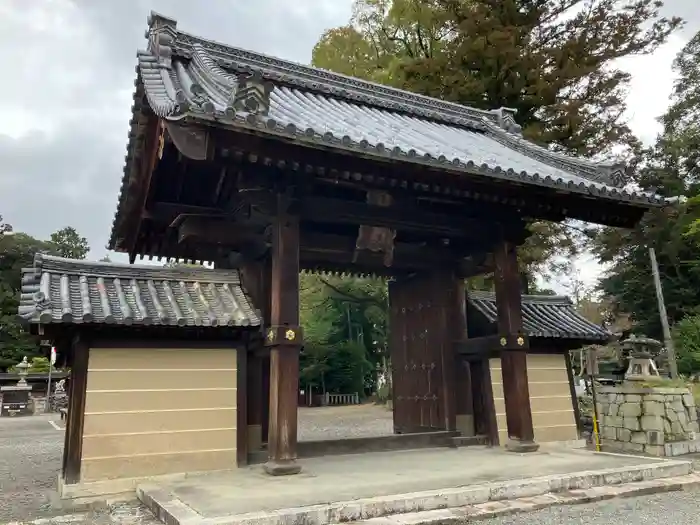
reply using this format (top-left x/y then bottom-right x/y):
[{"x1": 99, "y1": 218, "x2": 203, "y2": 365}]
[{"x1": 0, "y1": 0, "x2": 697, "y2": 291}]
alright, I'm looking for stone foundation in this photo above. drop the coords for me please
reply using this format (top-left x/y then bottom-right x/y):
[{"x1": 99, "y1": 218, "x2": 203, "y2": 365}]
[{"x1": 597, "y1": 384, "x2": 699, "y2": 456}]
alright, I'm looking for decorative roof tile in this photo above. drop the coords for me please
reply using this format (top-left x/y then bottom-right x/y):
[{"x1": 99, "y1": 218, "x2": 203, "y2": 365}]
[
  {"x1": 468, "y1": 291, "x2": 610, "y2": 341},
  {"x1": 18, "y1": 254, "x2": 261, "y2": 328}
]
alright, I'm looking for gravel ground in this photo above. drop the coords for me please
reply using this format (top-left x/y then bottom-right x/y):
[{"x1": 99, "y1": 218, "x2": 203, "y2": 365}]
[
  {"x1": 478, "y1": 488, "x2": 700, "y2": 524},
  {"x1": 0, "y1": 415, "x2": 65, "y2": 522},
  {"x1": 298, "y1": 404, "x2": 394, "y2": 441},
  {"x1": 6, "y1": 407, "x2": 698, "y2": 524},
  {"x1": 0, "y1": 405, "x2": 394, "y2": 524}
]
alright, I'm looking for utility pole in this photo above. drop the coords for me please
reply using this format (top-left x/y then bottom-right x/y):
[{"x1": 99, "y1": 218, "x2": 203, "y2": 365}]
[{"x1": 649, "y1": 247, "x2": 678, "y2": 379}]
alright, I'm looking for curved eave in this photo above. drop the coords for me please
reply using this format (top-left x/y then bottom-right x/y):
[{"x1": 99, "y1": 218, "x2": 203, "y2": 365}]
[{"x1": 468, "y1": 292, "x2": 611, "y2": 342}]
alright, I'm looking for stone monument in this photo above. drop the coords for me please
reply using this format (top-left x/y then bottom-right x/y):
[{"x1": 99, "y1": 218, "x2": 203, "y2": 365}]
[{"x1": 0, "y1": 357, "x2": 33, "y2": 417}]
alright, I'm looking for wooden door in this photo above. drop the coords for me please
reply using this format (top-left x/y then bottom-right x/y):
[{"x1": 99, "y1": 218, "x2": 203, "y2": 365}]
[{"x1": 389, "y1": 273, "x2": 454, "y2": 433}]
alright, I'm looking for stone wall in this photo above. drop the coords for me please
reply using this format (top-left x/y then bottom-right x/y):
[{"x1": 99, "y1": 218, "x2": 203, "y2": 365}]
[{"x1": 597, "y1": 385, "x2": 700, "y2": 456}]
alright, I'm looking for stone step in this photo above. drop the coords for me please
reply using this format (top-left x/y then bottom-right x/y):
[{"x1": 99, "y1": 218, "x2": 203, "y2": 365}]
[
  {"x1": 137, "y1": 458, "x2": 693, "y2": 525},
  {"x1": 340, "y1": 472, "x2": 700, "y2": 525},
  {"x1": 448, "y1": 435, "x2": 491, "y2": 448}
]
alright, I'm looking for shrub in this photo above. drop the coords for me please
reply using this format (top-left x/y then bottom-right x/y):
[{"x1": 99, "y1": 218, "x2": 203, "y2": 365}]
[{"x1": 672, "y1": 314, "x2": 700, "y2": 376}]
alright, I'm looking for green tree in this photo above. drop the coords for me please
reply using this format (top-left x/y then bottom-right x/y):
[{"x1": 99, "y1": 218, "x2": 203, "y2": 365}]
[
  {"x1": 0, "y1": 232, "x2": 58, "y2": 370},
  {"x1": 299, "y1": 273, "x2": 387, "y2": 394},
  {"x1": 593, "y1": 28, "x2": 700, "y2": 337},
  {"x1": 50, "y1": 226, "x2": 89, "y2": 259},
  {"x1": 672, "y1": 315, "x2": 700, "y2": 376},
  {"x1": 0, "y1": 215, "x2": 12, "y2": 236}
]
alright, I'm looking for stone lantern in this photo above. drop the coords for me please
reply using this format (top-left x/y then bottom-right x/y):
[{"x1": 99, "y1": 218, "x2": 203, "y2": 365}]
[
  {"x1": 621, "y1": 335, "x2": 663, "y2": 382},
  {"x1": 15, "y1": 356, "x2": 30, "y2": 386}
]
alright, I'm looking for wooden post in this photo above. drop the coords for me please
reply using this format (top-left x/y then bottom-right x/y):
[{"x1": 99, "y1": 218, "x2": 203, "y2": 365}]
[
  {"x1": 239, "y1": 258, "x2": 272, "y2": 453},
  {"x1": 64, "y1": 334, "x2": 89, "y2": 484},
  {"x1": 470, "y1": 359, "x2": 498, "y2": 444},
  {"x1": 649, "y1": 247, "x2": 679, "y2": 379},
  {"x1": 264, "y1": 199, "x2": 302, "y2": 476},
  {"x1": 493, "y1": 240, "x2": 538, "y2": 452},
  {"x1": 451, "y1": 276, "x2": 474, "y2": 436}
]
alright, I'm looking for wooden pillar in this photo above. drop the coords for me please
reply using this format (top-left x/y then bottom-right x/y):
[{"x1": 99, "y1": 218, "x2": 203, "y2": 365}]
[
  {"x1": 240, "y1": 258, "x2": 272, "y2": 453},
  {"x1": 470, "y1": 358, "x2": 498, "y2": 444},
  {"x1": 449, "y1": 273, "x2": 471, "y2": 434},
  {"x1": 264, "y1": 200, "x2": 302, "y2": 475},
  {"x1": 63, "y1": 334, "x2": 89, "y2": 484},
  {"x1": 493, "y1": 240, "x2": 538, "y2": 452}
]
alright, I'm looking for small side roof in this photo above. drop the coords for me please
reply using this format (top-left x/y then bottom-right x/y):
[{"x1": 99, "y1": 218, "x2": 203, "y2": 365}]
[
  {"x1": 467, "y1": 291, "x2": 610, "y2": 342},
  {"x1": 18, "y1": 254, "x2": 261, "y2": 328}
]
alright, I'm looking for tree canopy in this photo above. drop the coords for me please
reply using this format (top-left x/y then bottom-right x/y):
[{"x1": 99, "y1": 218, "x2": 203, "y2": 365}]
[
  {"x1": 50, "y1": 226, "x2": 90, "y2": 260},
  {"x1": 594, "y1": 27, "x2": 700, "y2": 339},
  {"x1": 0, "y1": 221, "x2": 91, "y2": 370}
]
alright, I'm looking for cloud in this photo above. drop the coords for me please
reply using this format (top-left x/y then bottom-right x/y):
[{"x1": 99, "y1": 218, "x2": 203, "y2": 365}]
[
  {"x1": 0, "y1": 0, "x2": 696, "y2": 280},
  {"x1": 0, "y1": 0, "x2": 352, "y2": 258}
]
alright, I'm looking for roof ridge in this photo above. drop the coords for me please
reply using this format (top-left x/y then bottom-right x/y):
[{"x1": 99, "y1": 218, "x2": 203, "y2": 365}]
[
  {"x1": 33, "y1": 253, "x2": 242, "y2": 284},
  {"x1": 147, "y1": 12, "x2": 495, "y2": 130}
]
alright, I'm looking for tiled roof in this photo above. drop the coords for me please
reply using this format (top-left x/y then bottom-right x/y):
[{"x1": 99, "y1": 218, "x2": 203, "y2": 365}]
[
  {"x1": 467, "y1": 291, "x2": 610, "y2": 341},
  {"x1": 18, "y1": 254, "x2": 261, "y2": 328},
  {"x1": 109, "y1": 13, "x2": 665, "y2": 250}
]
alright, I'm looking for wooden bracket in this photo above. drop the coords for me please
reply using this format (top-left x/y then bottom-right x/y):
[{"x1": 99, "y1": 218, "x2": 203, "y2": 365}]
[{"x1": 264, "y1": 325, "x2": 304, "y2": 347}]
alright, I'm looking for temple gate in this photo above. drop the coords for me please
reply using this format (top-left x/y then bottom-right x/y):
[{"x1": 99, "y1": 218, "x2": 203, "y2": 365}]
[{"x1": 51, "y1": 11, "x2": 667, "y2": 480}]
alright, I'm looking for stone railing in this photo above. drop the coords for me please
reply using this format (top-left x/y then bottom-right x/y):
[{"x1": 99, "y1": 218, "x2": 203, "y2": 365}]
[{"x1": 597, "y1": 384, "x2": 700, "y2": 456}]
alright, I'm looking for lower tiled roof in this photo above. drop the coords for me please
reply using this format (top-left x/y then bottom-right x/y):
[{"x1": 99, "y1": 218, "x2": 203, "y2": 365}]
[
  {"x1": 468, "y1": 291, "x2": 610, "y2": 341},
  {"x1": 18, "y1": 254, "x2": 261, "y2": 328}
]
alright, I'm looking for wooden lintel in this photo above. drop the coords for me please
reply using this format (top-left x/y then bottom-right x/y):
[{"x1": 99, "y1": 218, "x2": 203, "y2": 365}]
[
  {"x1": 455, "y1": 334, "x2": 529, "y2": 356},
  {"x1": 152, "y1": 196, "x2": 512, "y2": 240}
]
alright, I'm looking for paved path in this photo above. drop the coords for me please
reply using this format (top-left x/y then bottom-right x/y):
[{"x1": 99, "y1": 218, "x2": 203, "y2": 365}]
[{"x1": 479, "y1": 488, "x2": 700, "y2": 524}]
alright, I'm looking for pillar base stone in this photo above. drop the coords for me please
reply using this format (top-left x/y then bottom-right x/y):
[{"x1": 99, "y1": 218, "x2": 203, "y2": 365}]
[
  {"x1": 263, "y1": 460, "x2": 302, "y2": 476},
  {"x1": 505, "y1": 438, "x2": 540, "y2": 453}
]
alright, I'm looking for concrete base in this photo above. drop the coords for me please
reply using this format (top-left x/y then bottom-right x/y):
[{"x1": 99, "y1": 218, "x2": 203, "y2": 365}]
[
  {"x1": 263, "y1": 460, "x2": 302, "y2": 476},
  {"x1": 137, "y1": 446, "x2": 691, "y2": 525},
  {"x1": 505, "y1": 439, "x2": 540, "y2": 453}
]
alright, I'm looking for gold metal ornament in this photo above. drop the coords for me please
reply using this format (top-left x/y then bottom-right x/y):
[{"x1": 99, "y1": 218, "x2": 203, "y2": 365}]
[
  {"x1": 499, "y1": 337, "x2": 507, "y2": 346},
  {"x1": 267, "y1": 329, "x2": 275, "y2": 342},
  {"x1": 517, "y1": 336, "x2": 525, "y2": 346},
  {"x1": 285, "y1": 329, "x2": 296, "y2": 341}
]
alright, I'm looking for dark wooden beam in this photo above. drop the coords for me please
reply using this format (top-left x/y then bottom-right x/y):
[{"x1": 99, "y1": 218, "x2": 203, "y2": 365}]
[
  {"x1": 150, "y1": 195, "x2": 519, "y2": 242},
  {"x1": 494, "y1": 240, "x2": 538, "y2": 453}
]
